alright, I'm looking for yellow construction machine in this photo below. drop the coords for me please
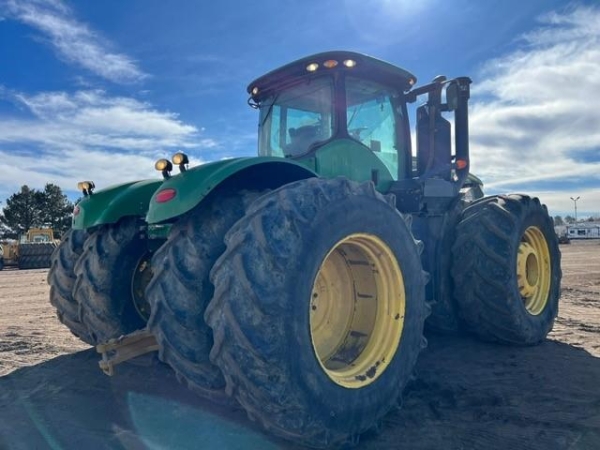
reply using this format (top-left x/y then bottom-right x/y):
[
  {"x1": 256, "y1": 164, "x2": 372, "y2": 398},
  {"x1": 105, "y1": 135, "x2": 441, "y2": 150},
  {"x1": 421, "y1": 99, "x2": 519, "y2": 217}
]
[{"x1": 0, "y1": 228, "x2": 58, "y2": 270}]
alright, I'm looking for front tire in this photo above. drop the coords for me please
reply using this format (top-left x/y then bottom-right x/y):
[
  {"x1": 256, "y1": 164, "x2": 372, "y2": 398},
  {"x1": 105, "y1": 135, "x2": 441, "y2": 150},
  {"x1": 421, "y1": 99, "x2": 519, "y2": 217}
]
[
  {"x1": 206, "y1": 178, "x2": 427, "y2": 448},
  {"x1": 452, "y1": 195, "x2": 561, "y2": 344},
  {"x1": 48, "y1": 229, "x2": 93, "y2": 344},
  {"x1": 73, "y1": 217, "x2": 150, "y2": 344}
]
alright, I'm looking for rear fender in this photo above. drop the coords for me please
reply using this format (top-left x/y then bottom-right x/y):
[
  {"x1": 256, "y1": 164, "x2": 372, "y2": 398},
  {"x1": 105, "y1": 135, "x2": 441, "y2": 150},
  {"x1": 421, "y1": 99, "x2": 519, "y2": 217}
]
[
  {"x1": 73, "y1": 180, "x2": 162, "y2": 230},
  {"x1": 146, "y1": 157, "x2": 317, "y2": 224}
]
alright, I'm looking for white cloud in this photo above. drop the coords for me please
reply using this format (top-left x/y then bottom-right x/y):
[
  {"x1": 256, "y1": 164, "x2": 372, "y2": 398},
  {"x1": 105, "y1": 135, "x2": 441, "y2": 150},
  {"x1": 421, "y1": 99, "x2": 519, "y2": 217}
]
[
  {"x1": 0, "y1": 89, "x2": 215, "y2": 199},
  {"x1": 0, "y1": 89, "x2": 209, "y2": 151},
  {"x1": 1, "y1": 0, "x2": 146, "y2": 83},
  {"x1": 469, "y1": 4, "x2": 600, "y2": 216},
  {"x1": 0, "y1": 149, "x2": 159, "y2": 196}
]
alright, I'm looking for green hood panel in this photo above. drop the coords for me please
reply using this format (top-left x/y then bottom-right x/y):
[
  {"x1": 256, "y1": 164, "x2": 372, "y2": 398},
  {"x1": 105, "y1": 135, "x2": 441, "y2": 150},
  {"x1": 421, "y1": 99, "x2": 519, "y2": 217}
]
[
  {"x1": 146, "y1": 157, "x2": 316, "y2": 224},
  {"x1": 73, "y1": 179, "x2": 162, "y2": 230},
  {"x1": 313, "y1": 139, "x2": 395, "y2": 192}
]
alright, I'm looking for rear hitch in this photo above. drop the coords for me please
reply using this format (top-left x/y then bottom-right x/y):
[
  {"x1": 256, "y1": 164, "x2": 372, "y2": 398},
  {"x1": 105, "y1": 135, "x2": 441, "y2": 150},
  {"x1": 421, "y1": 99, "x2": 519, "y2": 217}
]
[{"x1": 96, "y1": 328, "x2": 159, "y2": 376}]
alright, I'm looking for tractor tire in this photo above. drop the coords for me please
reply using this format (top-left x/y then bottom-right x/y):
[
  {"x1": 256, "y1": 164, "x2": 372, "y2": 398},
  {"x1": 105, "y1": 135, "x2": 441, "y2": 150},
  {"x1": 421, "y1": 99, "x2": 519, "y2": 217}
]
[
  {"x1": 426, "y1": 183, "x2": 485, "y2": 335},
  {"x1": 19, "y1": 244, "x2": 32, "y2": 257},
  {"x1": 206, "y1": 178, "x2": 428, "y2": 448},
  {"x1": 18, "y1": 255, "x2": 35, "y2": 270},
  {"x1": 40, "y1": 254, "x2": 53, "y2": 269},
  {"x1": 48, "y1": 229, "x2": 94, "y2": 344},
  {"x1": 30, "y1": 255, "x2": 42, "y2": 269},
  {"x1": 146, "y1": 191, "x2": 263, "y2": 401},
  {"x1": 74, "y1": 217, "x2": 150, "y2": 344},
  {"x1": 40, "y1": 244, "x2": 57, "y2": 269},
  {"x1": 452, "y1": 195, "x2": 561, "y2": 345}
]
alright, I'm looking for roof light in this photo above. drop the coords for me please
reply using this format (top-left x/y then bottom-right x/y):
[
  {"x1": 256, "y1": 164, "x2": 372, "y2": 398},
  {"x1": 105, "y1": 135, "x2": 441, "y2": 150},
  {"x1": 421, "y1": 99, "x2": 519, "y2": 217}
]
[
  {"x1": 155, "y1": 188, "x2": 177, "y2": 203},
  {"x1": 155, "y1": 159, "x2": 173, "y2": 179},
  {"x1": 306, "y1": 63, "x2": 319, "y2": 72},
  {"x1": 343, "y1": 59, "x2": 357, "y2": 68},
  {"x1": 251, "y1": 86, "x2": 259, "y2": 95},
  {"x1": 323, "y1": 59, "x2": 338, "y2": 69},
  {"x1": 409, "y1": 78, "x2": 416, "y2": 86},
  {"x1": 456, "y1": 159, "x2": 468, "y2": 170}
]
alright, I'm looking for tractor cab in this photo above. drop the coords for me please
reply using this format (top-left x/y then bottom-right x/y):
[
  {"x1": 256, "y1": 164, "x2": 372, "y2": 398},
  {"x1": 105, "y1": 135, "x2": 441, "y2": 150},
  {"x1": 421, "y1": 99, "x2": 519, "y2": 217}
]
[
  {"x1": 248, "y1": 51, "x2": 414, "y2": 186},
  {"x1": 248, "y1": 51, "x2": 473, "y2": 212}
]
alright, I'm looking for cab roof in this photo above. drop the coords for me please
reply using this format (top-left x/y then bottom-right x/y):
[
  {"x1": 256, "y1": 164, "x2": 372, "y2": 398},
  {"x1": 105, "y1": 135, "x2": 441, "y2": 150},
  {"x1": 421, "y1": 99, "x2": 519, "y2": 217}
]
[{"x1": 247, "y1": 51, "x2": 417, "y2": 101}]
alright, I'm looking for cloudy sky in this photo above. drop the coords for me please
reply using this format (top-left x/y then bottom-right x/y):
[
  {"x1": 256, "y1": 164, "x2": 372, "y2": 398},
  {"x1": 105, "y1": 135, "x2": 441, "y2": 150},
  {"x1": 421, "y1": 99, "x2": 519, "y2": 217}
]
[{"x1": 0, "y1": 0, "x2": 598, "y2": 218}]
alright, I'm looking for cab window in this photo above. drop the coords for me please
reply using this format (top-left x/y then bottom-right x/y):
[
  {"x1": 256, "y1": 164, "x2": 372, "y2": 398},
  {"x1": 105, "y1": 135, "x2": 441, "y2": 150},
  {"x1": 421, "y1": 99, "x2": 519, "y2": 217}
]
[
  {"x1": 258, "y1": 77, "x2": 333, "y2": 157},
  {"x1": 346, "y1": 77, "x2": 401, "y2": 179}
]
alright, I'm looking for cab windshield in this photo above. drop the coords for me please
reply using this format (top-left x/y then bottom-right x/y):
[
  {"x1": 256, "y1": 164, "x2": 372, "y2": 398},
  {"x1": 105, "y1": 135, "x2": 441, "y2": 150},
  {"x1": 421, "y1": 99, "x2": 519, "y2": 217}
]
[
  {"x1": 258, "y1": 77, "x2": 333, "y2": 157},
  {"x1": 346, "y1": 77, "x2": 402, "y2": 179},
  {"x1": 256, "y1": 74, "x2": 405, "y2": 178}
]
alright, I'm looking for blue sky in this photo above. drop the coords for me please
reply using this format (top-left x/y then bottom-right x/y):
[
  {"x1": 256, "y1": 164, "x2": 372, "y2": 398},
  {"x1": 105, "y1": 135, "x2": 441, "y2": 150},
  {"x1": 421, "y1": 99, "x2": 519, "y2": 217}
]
[{"x1": 0, "y1": 0, "x2": 599, "y2": 218}]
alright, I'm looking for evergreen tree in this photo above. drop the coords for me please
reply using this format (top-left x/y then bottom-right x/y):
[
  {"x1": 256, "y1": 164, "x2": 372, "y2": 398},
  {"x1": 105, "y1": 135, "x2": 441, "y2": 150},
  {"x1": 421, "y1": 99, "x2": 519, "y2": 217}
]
[
  {"x1": 0, "y1": 184, "x2": 73, "y2": 239},
  {"x1": 0, "y1": 185, "x2": 42, "y2": 237},
  {"x1": 38, "y1": 183, "x2": 74, "y2": 238}
]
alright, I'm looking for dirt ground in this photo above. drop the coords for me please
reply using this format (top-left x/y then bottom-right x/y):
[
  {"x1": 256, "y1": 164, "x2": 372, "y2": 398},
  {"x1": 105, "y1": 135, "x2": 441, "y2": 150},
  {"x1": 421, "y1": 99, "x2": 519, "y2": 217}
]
[{"x1": 1, "y1": 240, "x2": 599, "y2": 449}]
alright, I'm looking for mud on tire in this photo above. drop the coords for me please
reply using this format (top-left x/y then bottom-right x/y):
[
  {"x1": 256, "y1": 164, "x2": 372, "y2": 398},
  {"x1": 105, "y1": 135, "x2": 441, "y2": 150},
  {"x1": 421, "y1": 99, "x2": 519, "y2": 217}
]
[
  {"x1": 206, "y1": 178, "x2": 428, "y2": 448},
  {"x1": 451, "y1": 195, "x2": 561, "y2": 344},
  {"x1": 74, "y1": 217, "x2": 149, "y2": 344},
  {"x1": 48, "y1": 229, "x2": 93, "y2": 344},
  {"x1": 146, "y1": 191, "x2": 262, "y2": 401}
]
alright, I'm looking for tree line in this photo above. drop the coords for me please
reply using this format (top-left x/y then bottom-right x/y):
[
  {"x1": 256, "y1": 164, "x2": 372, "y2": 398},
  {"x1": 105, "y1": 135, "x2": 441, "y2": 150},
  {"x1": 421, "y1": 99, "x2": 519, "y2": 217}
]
[
  {"x1": 0, "y1": 184, "x2": 73, "y2": 239},
  {"x1": 554, "y1": 215, "x2": 600, "y2": 225}
]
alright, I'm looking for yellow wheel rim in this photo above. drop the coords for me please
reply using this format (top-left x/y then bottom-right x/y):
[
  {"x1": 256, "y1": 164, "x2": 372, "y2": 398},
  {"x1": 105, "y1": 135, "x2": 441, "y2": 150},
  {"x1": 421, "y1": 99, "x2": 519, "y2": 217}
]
[
  {"x1": 310, "y1": 233, "x2": 406, "y2": 389},
  {"x1": 516, "y1": 226, "x2": 551, "y2": 315}
]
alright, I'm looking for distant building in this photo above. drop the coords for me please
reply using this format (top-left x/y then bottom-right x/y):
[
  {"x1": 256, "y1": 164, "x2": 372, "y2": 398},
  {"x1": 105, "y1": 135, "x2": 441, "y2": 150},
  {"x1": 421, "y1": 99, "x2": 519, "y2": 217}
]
[{"x1": 566, "y1": 222, "x2": 600, "y2": 239}]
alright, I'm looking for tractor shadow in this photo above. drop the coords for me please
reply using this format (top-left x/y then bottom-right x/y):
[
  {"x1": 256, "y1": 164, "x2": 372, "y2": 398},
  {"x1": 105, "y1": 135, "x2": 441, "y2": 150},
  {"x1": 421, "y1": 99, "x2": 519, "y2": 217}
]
[{"x1": 1, "y1": 336, "x2": 600, "y2": 450}]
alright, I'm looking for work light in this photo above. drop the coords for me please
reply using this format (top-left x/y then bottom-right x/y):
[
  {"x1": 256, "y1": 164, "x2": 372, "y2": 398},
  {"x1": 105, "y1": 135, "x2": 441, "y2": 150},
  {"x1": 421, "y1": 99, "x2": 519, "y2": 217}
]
[{"x1": 155, "y1": 159, "x2": 173, "y2": 179}]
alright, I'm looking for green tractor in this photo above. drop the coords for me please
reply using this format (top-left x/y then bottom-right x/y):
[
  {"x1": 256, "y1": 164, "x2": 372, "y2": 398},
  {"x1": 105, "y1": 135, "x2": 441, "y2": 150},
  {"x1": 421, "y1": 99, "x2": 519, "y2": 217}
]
[{"x1": 48, "y1": 51, "x2": 561, "y2": 448}]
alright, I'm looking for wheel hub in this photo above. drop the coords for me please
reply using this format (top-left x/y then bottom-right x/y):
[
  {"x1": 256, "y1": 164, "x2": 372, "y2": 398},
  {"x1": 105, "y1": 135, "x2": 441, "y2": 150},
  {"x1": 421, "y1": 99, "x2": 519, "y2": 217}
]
[
  {"x1": 516, "y1": 226, "x2": 551, "y2": 315},
  {"x1": 310, "y1": 233, "x2": 406, "y2": 389}
]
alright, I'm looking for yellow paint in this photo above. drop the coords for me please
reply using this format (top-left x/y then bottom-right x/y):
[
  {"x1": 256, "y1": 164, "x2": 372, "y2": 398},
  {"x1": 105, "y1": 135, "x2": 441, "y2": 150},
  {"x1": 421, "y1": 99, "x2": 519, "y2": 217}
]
[
  {"x1": 516, "y1": 226, "x2": 551, "y2": 315},
  {"x1": 310, "y1": 233, "x2": 406, "y2": 388}
]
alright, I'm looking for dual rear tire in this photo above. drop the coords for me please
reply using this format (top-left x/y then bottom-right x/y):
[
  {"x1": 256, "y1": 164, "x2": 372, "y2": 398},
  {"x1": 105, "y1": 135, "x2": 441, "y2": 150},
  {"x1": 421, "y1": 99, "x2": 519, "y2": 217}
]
[
  {"x1": 205, "y1": 178, "x2": 428, "y2": 447},
  {"x1": 145, "y1": 178, "x2": 428, "y2": 447},
  {"x1": 451, "y1": 194, "x2": 561, "y2": 344},
  {"x1": 145, "y1": 191, "x2": 262, "y2": 400}
]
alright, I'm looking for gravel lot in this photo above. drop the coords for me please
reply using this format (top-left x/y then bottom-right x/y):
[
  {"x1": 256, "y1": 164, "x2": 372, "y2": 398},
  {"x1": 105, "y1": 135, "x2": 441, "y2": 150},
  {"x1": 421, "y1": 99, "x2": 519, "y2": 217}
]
[{"x1": 1, "y1": 240, "x2": 599, "y2": 449}]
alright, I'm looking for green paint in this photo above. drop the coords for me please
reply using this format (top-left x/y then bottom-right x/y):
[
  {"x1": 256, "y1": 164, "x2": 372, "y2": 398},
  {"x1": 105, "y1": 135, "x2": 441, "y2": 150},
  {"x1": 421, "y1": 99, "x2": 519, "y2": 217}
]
[
  {"x1": 73, "y1": 179, "x2": 162, "y2": 230},
  {"x1": 310, "y1": 139, "x2": 395, "y2": 192},
  {"x1": 146, "y1": 157, "x2": 316, "y2": 224}
]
